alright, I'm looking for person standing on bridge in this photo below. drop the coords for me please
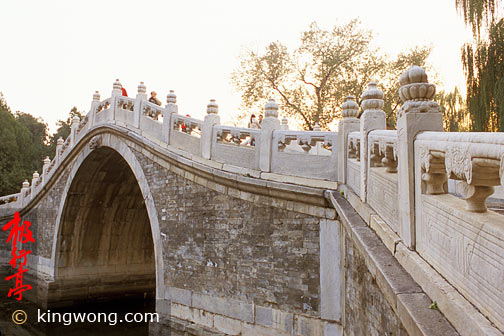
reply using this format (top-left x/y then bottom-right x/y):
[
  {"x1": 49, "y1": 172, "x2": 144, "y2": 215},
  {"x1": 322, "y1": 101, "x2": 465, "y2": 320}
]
[{"x1": 149, "y1": 91, "x2": 162, "y2": 106}]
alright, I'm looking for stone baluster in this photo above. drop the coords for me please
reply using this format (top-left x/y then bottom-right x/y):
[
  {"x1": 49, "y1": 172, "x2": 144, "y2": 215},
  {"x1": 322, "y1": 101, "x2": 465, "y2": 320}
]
[
  {"x1": 71, "y1": 115, "x2": 80, "y2": 147},
  {"x1": 89, "y1": 91, "x2": 100, "y2": 127},
  {"x1": 359, "y1": 81, "x2": 386, "y2": 202},
  {"x1": 337, "y1": 96, "x2": 360, "y2": 184},
  {"x1": 281, "y1": 116, "x2": 289, "y2": 130},
  {"x1": 163, "y1": 90, "x2": 178, "y2": 144},
  {"x1": 396, "y1": 66, "x2": 443, "y2": 249},
  {"x1": 31, "y1": 171, "x2": 39, "y2": 199},
  {"x1": 259, "y1": 99, "x2": 281, "y2": 172},
  {"x1": 56, "y1": 137, "x2": 64, "y2": 163},
  {"x1": 110, "y1": 79, "x2": 123, "y2": 121},
  {"x1": 134, "y1": 81, "x2": 147, "y2": 128},
  {"x1": 20, "y1": 180, "x2": 30, "y2": 207},
  {"x1": 201, "y1": 99, "x2": 220, "y2": 159},
  {"x1": 42, "y1": 156, "x2": 51, "y2": 179}
]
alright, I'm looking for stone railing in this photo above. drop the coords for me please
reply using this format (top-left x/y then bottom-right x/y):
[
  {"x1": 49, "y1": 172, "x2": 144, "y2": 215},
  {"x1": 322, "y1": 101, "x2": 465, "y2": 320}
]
[
  {"x1": 335, "y1": 67, "x2": 504, "y2": 333},
  {"x1": 1, "y1": 68, "x2": 503, "y2": 333}
]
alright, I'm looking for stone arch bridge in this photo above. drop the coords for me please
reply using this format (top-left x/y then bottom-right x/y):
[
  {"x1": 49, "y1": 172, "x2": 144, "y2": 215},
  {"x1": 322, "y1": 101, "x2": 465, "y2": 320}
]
[{"x1": 1, "y1": 67, "x2": 503, "y2": 336}]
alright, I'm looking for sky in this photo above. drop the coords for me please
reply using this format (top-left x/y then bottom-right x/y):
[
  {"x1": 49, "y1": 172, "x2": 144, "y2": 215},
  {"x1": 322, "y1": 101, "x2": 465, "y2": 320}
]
[{"x1": 1, "y1": 0, "x2": 473, "y2": 132}]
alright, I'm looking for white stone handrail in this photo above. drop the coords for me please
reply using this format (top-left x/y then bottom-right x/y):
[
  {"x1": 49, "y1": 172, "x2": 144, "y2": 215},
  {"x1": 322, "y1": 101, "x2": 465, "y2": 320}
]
[
  {"x1": 96, "y1": 97, "x2": 112, "y2": 113},
  {"x1": 117, "y1": 97, "x2": 135, "y2": 111},
  {"x1": 368, "y1": 130, "x2": 398, "y2": 172},
  {"x1": 214, "y1": 125, "x2": 260, "y2": 146},
  {"x1": 142, "y1": 100, "x2": 164, "y2": 120},
  {"x1": 416, "y1": 131, "x2": 504, "y2": 212},
  {"x1": 273, "y1": 130, "x2": 336, "y2": 154},
  {"x1": 172, "y1": 114, "x2": 203, "y2": 136},
  {"x1": 348, "y1": 131, "x2": 361, "y2": 160},
  {"x1": 0, "y1": 193, "x2": 19, "y2": 205}
]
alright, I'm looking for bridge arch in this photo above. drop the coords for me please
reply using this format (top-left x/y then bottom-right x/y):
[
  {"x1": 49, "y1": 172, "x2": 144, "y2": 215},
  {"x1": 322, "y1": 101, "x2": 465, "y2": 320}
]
[{"x1": 48, "y1": 133, "x2": 165, "y2": 305}]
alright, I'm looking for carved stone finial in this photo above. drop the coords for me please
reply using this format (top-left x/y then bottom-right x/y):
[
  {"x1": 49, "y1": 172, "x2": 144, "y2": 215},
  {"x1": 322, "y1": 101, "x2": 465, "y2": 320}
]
[
  {"x1": 281, "y1": 116, "x2": 288, "y2": 126},
  {"x1": 264, "y1": 98, "x2": 279, "y2": 118},
  {"x1": 57, "y1": 137, "x2": 64, "y2": 146},
  {"x1": 72, "y1": 115, "x2": 80, "y2": 125},
  {"x1": 361, "y1": 81, "x2": 384, "y2": 111},
  {"x1": 33, "y1": 171, "x2": 39, "y2": 179},
  {"x1": 113, "y1": 79, "x2": 122, "y2": 91},
  {"x1": 93, "y1": 91, "x2": 100, "y2": 101},
  {"x1": 167, "y1": 90, "x2": 177, "y2": 104},
  {"x1": 341, "y1": 96, "x2": 359, "y2": 118},
  {"x1": 138, "y1": 81, "x2": 147, "y2": 95},
  {"x1": 43, "y1": 156, "x2": 50, "y2": 165},
  {"x1": 22, "y1": 180, "x2": 29, "y2": 188},
  {"x1": 313, "y1": 122, "x2": 321, "y2": 132},
  {"x1": 207, "y1": 99, "x2": 218, "y2": 114},
  {"x1": 398, "y1": 66, "x2": 436, "y2": 102}
]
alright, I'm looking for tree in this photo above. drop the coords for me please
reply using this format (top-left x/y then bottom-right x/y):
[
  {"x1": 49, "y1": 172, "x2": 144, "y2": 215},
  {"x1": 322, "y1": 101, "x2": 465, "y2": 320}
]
[
  {"x1": 0, "y1": 94, "x2": 46, "y2": 196},
  {"x1": 457, "y1": 0, "x2": 503, "y2": 131},
  {"x1": 45, "y1": 106, "x2": 83, "y2": 158},
  {"x1": 436, "y1": 87, "x2": 471, "y2": 131},
  {"x1": 232, "y1": 20, "x2": 432, "y2": 130}
]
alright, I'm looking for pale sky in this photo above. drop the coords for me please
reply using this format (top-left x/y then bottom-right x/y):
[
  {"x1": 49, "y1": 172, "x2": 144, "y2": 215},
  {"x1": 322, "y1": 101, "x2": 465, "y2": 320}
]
[{"x1": 1, "y1": 0, "x2": 472, "y2": 132}]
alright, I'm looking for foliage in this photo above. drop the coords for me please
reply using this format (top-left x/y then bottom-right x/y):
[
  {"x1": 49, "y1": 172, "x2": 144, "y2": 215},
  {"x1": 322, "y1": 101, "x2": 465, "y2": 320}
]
[
  {"x1": 0, "y1": 94, "x2": 46, "y2": 195},
  {"x1": 436, "y1": 87, "x2": 471, "y2": 131},
  {"x1": 45, "y1": 107, "x2": 83, "y2": 157},
  {"x1": 0, "y1": 94, "x2": 83, "y2": 196},
  {"x1": 457, "y1": 0, "x2": 503, "y2": 131},
  {"x1": 455, "y1": 0, "x2": 500, "y2": 38},
  {"x1": 462, "y1": 19, "x2": 504, "y2": 131},
  {"x1": 232, "y1": 20, "x2": 432, "y2": 130}
]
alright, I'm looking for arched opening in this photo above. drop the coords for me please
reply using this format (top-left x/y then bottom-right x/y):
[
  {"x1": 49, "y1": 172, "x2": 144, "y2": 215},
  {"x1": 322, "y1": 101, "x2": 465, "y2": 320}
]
[{"x1": 51, "y1": 147, "x2": 155, "y2": 306}]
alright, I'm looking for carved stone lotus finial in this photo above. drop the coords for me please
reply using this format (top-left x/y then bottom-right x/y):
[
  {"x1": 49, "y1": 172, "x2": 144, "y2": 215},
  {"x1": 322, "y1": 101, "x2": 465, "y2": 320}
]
[
  {"x1": 57, "y1": 137, "x2": 64, "y2": 146},
  {"x1": 281, "y1": 116, "x2": 288, "y2": 126},
  {"x1": 264, "y1": 99, "x2": 279, "y2": 118},
  {"x1": 72, "y1": 115, "x2": 80, "y2": 125},
  {"x1": 93, "y1": 91, "x2": 100, "y2": 101},
  {"x1": 398, "y1": 66, "x2": 436, "y2": 102},
  {"x1": 113, "y1": 79, "x2": 122, "y2": 91},
  {"x1": 167, "y1": 90, "x2": 177, "y2": 104},
  {"x1": 43, "y1": 156, "x2": 51, "y2": 165},
  {"x1": 341, "y1": 96, "x2": 359, "y2": 119},
  {"x1": 206, "y1": 99, "x2": 218, "y2": 114},
  {"x1": 22, "y1": 180, "x2": 29, "y2": 188},
  {"x1": 33, "y1": 171, "x2": 39, "y2": 179},
  {"x1": 361, "y1": 81, "x2": 384, "y2": 111},
  {"x1": 137, "y1": 81, "x2": 147, "y2": 95},
  {"x1": 313, "y1": 122, "x2": 321, "y2": 132}
]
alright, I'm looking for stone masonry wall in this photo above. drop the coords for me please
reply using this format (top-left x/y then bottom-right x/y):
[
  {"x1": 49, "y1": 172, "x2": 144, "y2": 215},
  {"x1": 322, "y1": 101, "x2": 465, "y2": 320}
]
[
  {"x1": 343, "y1": 225, "x2": 407, "y2": 336},
  {"x1": 134, "y1": 147, "x2": 321, "y2": 318}
]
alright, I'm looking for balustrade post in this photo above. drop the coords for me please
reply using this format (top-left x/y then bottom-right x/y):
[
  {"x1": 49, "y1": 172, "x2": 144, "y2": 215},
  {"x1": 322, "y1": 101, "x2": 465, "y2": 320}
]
[
  {"x1": 337, "y1": 96, "x2": 360, "y2": 185},
  {"x1": 134, "y1": 81, "x2": 147, "y2": 128},
  {"x1": 281, "y1": 116, "x2": 289, "y2": 130},
  {"x1": 259, "y1": 99, "x2": 281, "y2": 172},
  {"x1": 42, "y1": 156, "x2": 51, "y2": 180},
  {"x1": 201, "y1": 99, "x2": 220, "y2": 159},
  {"x1": 359, "y1": 82, "x2": 386, "y2": 202},
  {"x1": 163, "y1": 90, "x2": 178, "y2": 144},
  {"x1": 396, "y1": 66, "x2": 443, "y2": 249},
  {"x1": 56, "y1": 137, "x2": 64, "y2": 164},
  {"x1": 89, "y1": 91, "x2": 100, "y2": 127},
  {"x1": 31, "y1": 171, "x2": 39, "y2": 199},
  {"x1": 71, "y1": 115, "x2": 80, "y2": 147},
  {"x1": 20, "y1": 180, "x2": 30, "y2": 207},
  {"x1": 110, "y1": 79, "x2": 122, "y2": 121}
]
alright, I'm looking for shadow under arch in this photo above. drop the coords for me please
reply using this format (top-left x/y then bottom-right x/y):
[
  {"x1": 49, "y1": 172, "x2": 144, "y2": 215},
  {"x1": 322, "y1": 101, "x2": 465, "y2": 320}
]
[{"x1": 48, "y1": 138, "x2": 164, "y2": 307}]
